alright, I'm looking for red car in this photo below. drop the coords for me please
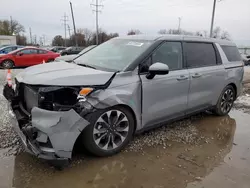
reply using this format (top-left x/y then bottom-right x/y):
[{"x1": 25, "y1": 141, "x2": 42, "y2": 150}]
[{"x1": 0, "y1": 47, "x2": 60, "y2": 69}]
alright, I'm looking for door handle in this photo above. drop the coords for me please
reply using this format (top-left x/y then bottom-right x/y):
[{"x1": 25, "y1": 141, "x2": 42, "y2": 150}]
[
  {"x1": 192, "y1": 73, "x2": 202, "y2": 78},
  {"x1": 177, "y1": 75, "x2": 188, "y2": 81}
]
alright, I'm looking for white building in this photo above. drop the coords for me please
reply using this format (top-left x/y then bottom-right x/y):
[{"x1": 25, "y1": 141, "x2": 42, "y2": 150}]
[{"x1": 0, "y1": 35, "x2": 16, "y2": 46}]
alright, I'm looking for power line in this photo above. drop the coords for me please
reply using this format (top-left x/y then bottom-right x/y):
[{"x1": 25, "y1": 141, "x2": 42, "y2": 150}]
[
  {"x1": 91, "y1": 0, "x2": 104, "y2": 45},
  {"x1": 67, "y1": 25, "x2": 71, "y2": 37},
  {"x1": 178, "y1": 17, "x2": 182, "y2": 34},
  {"x1": 42, "y1": 34, "x2": 46, "y2": 46},
  {"x1": 61, "y1": 13, "x2": 69, "y2": 47},
  {"x1": 10, "y1": 16, "x2": 13, "y2": 35},
  {"x1": 29, "y1": 28, "x2": 33, "y2": 44}
]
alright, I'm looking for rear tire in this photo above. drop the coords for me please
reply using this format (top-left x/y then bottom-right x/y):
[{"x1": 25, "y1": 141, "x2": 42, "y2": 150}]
[
  {"x1": 82, "y1": 106, "x2": 135, "y2": 157},
  {"x1": 214, "y1": 85, "x2": 235, "y2": 116},
  {"x1": 2, "y1": 60, "x2": 14, "y2": 69}
]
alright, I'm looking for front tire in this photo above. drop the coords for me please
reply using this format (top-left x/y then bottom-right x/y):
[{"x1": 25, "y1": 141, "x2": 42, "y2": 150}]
[
  {"x1": 2, "y1": 60, "x2": 14, "y2": 69},
  {"x1": 214, "y1": 85, "x2": 235, "y2": 116},
  {"x1": 82, "y1": 106, "x2": 135, "y2": 157}
]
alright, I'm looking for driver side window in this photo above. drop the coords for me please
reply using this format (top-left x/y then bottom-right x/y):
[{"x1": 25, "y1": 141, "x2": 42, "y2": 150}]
[{"x1": 152, "y1": 42, "x2": 183, "y2": 71}]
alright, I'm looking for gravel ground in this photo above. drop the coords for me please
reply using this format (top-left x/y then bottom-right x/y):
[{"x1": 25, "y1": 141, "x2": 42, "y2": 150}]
[{"x1": 127, "y1": 115, "x2": 205, "y2": 152}]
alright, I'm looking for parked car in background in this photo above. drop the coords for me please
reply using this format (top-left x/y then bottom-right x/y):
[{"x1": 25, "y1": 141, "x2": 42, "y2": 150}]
[
  {"x1": 0, "y1": 45, "x2": 24, "y2": 54},
  {"x1": 60, "y1": 46, "x2": 84, "y2": 56},
  {"x1": 55, "y1": 45, "x2": 97, "y2": 63},
  {"x1": 49, "y1": 46, "x2": 67, "y2": 53},
  {"x1": 0, "y1": 47, "x2": 60, "y2": 68},
  {"x1": 3, "y1": 35, "x2": 244, "y2": 166},
  {"x1": 0, "y1": 44, "x2": 11, "y2": 48},
  {"x1": 241, "y1": 53, "x2": 250, "y2": 66}
]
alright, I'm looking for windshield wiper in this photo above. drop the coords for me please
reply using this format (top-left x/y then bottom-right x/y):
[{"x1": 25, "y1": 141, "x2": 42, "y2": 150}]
[{"x1": 75, "y1": 62, "x2": 96, "y2": 69}]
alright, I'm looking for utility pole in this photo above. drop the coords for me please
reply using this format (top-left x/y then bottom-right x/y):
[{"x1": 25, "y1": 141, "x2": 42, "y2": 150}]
[
  {"x1": 178, "y1": 17, "x2": 182, "y2": 34},
  {"x1": 210, "y1": 0, "x2": 217, "y2": 38},
  {"x1": 10, "y1": 16, "x2": 13, "y2": 35},
  {"x1": 69, "y1": 1, "x2": 78, "y2": 46},
  {"x1": 34, "y1": 35, "x2": 37, "y2": 45},
  {"x1": 42, "y1": 34, "x2": 46, "y2": 46},
  {"x1": 61, "y1": 13, "x2": 68, "y2": 47},
  {"x1": 91, "y1": 0, "x2": 103, "y2": 45},
  {"x1": 29, "y1": 27, "x2": 33, "y2": 44},
  {"x1": 67, "y1": 25, "x2": 71, "y2": 38}
]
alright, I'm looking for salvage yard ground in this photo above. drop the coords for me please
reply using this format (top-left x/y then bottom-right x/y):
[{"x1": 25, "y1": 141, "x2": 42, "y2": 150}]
[{"x1": 0, "y1": 66, "x2": 250, "y2": 188}]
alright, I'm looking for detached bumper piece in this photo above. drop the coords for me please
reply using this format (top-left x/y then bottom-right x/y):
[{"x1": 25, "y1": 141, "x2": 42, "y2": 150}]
[{"x1": 4, "y1": 84, "x2": 90, "y2": 166}]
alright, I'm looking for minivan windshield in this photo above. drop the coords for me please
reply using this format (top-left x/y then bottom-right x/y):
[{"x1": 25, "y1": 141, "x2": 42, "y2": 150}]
[{"x1": 74, "y1": 39, "x2": 153, "y2": 71}]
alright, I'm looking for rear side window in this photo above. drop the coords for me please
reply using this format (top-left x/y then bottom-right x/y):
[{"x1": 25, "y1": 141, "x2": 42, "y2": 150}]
[
  {"x1": 221, "y1": 46, "x2": 241, "y2": 62},
  {"x1": 184, "y1": 43, "x2": 217, "y2": 68}
]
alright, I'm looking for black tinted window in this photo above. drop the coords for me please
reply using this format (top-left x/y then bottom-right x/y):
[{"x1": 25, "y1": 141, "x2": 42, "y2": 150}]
[
  {"x1": 221, "y1": 46, "x2": 241, "y2": 62},
  {"x1": 152, "y1": 42, "x2": 183, "y2": 70},
  {"x1": 185, "y1": 43, "x2": 217, "y2": 68}
]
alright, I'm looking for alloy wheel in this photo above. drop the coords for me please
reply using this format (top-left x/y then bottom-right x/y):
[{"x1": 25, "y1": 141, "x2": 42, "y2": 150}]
[
  {"x1": 93, "y1": 110, "x2": 130, "y2": 151},
  {"x1": 220, "y1": 88, "x2": 234, "y2": 113},
  {"x1": 2, "y1": 60, "x2": 13, "y2": 69}
]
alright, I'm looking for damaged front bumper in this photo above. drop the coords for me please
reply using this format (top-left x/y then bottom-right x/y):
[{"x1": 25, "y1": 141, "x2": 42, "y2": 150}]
[{"x1": 7, "y1": 100, "x2": 90, "y2": 162}]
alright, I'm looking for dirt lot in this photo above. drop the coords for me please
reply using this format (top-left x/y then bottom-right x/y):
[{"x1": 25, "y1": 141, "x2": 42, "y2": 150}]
[{"x1": 0, "y1": 67, "x2": 250, "y2": 188}]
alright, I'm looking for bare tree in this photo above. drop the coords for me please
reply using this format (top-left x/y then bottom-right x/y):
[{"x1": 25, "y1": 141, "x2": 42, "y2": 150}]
[
  {"x1": 52, "y1": 35, "x2": 65, "y2": 46},
  {"x1": 16, "y1": 35, "x2": 27, "y2": 45},
  {"x1": 80, "y1": 28, "x2": 93, "y2": 46},
  {"x1": 221, "y1": 31, "x2": 230, "y2": 40},
  {"x1": 158, "y1": 29, "x2": 168, "y2": 34},
  {"x1": 0, "y1": 19, "x2": 25, "y2": 35},
  {"x1": 212, "y1": 26, "x2": 221, "y2": 38},
  {"x1": 127, "y1": 29, "x2": 141, "y2": 35}
]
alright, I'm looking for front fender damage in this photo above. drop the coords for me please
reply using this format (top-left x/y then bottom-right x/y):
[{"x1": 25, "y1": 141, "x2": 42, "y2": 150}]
[{"x1": 31, "y1": 107, "x2": 90, "y2": 159}]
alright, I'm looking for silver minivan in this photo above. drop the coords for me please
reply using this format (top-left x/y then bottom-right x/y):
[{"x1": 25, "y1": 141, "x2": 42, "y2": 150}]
[{"x1": 4, "y1": 35, "x2": 244, "y2": 165}]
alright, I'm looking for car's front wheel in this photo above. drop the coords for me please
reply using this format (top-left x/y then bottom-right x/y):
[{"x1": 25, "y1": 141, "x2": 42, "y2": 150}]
[
  {"x1": 214, "y1": 85, "x2": 235, "y2": 116},
  {"x1": 82, "y1": 106, "x2": 135, "y2": 157},
  {"x1": 2, "y1": 60, "x2": 14, "y2": 69}
]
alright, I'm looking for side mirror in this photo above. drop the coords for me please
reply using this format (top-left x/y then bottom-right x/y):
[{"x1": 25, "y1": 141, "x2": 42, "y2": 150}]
[
  {"x1": 146, "y1": 62, "x2": 169, "y2": 79},
  {"x1": 17, "y1": 52, "x2": 23, "y2": 56}
]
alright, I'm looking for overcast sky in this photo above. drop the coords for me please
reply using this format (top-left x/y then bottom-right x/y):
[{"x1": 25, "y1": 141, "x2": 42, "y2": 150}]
[{"x1": 1, "y1": 0, "x2": 250, "y2": 46}]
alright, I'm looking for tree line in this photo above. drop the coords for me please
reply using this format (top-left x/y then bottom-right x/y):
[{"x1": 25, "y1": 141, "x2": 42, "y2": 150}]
[{"x1": 0, "y1": 19, "x2": 231, "y2": 47}]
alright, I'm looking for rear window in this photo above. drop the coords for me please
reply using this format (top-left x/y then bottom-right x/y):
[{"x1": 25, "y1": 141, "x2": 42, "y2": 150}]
[
  {"x1": 184, "y1": 42, "x2": 217, "y2": 68},
  {"x1": 221, "y1": 46, "x2": 241, "y2": 62}
]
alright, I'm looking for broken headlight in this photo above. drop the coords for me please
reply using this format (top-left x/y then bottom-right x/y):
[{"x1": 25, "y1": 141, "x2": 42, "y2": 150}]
[{"x1": 38, "y1": 87, "x2": 79, "y2": 111}]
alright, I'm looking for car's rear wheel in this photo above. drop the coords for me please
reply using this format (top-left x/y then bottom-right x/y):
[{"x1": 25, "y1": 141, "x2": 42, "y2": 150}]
[
  {"x1": 214, "y1": 85, "x2": 235, "y2": 116},
  {"x1": 82, "y1": 106, "x2": 135, "y2": 157},
  {"x1": 2, "y1": 60, "x2": 14, "y2": 69}
]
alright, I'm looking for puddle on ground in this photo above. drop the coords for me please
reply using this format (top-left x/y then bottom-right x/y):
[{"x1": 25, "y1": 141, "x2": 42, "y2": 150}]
[{"x1": 0, "y1": 110, "x2": 250, "y2": 188}]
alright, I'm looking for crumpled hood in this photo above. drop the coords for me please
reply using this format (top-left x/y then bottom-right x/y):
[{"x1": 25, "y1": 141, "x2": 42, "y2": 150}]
[
  {"x1": 16, "y1": 62, "x2": 115, "y2": 86},
  {"x1": 55, "y1": 55, "x2": 77, "y2": 62}
]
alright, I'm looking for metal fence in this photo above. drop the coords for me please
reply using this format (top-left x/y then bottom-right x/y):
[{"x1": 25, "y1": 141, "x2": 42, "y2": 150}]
[{"x1": 238, "y1": 48, "x2": 250, "y2": 55}]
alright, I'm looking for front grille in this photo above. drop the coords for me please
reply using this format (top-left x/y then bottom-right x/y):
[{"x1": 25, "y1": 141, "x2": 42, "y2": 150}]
[{"x1": 24, "y1": 86, "x2": 39, "y2": 113}]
